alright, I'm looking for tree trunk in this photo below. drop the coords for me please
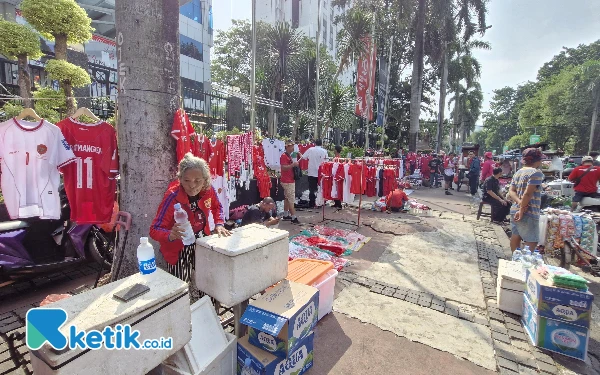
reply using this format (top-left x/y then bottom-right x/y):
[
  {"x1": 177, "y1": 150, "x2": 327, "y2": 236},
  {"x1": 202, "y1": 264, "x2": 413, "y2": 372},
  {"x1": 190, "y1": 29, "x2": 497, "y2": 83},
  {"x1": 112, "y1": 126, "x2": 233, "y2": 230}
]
[
  {"x1": 588, "y1": 93, "x2": 600, "y2": 153},
  {"x1": 452, "y1": 98, "x2": 460, "y2": 152},
  {"x1": 16, "y1": 54, "x2": 32, "y2": 108},
  {"x1": 63, "y1": 81, "x2": 76, "y2": 116},
  {"x1": 436, "y1": 48, "x2": 448, "y2": 152},
  {"x1": 292, "y1": 112, "x2": 300, "y2": 140},
  {"x1": 54, "y1": 34, "x2": 68, "y2": 61},
  {"x1": 408, "y1": 0, "x2": 426, "y2": 152},
  {"x1": 114, "y1": 0, "x2": 180, "y2": 278}
]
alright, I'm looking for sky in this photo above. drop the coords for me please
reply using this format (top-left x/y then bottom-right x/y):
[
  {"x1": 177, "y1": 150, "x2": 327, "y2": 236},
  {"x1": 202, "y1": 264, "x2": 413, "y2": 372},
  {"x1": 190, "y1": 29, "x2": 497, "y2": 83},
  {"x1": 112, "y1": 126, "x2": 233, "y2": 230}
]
[{"x1": 212, "y1": 0, "x2": 600, "y2": 117}]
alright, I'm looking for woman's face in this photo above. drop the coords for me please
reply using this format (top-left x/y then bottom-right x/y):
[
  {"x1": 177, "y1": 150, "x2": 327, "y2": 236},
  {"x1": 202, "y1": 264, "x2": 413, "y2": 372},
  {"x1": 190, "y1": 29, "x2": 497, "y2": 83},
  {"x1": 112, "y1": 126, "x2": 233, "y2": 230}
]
[{"x1": 180, "y1": 168, "x2": 206, "y2": 196}]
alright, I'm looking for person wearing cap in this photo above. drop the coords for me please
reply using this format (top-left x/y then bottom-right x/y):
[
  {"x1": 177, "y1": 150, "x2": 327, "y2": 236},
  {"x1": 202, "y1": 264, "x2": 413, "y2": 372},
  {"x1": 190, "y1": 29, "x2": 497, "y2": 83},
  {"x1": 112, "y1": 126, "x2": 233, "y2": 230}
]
[
  {"x1": 280, "y1": 140, "x2": 300, "y2": 224},
  {"x1": 589, "y1": 151, "x2": 600, "y2": 167},
  {"x1": 480, "y1": 152, "x2": 495, "y2": 183},
  {"x1": 386, "y1": 182, "x2": 409, "y2": 212},
  {"x1": 507, "y1": 148, "x2": 545, "y2": 252},
  {"x1": 568, "y1": 156, "x2": 600, "y2": 211}
]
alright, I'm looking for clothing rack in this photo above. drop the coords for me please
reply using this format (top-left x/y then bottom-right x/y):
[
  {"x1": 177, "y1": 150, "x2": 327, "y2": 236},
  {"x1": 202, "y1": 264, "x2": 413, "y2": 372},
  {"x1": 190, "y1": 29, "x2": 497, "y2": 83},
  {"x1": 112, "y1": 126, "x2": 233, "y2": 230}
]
[{"x1": 321, "y1": 158, "x2": 365, "y2": 228}]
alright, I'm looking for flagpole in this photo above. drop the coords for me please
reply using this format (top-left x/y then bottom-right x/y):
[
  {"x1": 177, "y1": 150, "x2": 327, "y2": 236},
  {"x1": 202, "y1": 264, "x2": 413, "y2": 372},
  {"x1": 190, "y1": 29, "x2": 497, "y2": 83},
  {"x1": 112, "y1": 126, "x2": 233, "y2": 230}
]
[
  {"x1": 315, "y1": 0, "x2": 321, "y2": 139},
  {"x1": 250, "y1": 0, "x2": 257, "y2": 137},
  {"x1": 365, "y1": 12, "x2": 376, "y2": 151},
  {"x1": 381, "y1": 36, "x2": 393, "y2": 151}
]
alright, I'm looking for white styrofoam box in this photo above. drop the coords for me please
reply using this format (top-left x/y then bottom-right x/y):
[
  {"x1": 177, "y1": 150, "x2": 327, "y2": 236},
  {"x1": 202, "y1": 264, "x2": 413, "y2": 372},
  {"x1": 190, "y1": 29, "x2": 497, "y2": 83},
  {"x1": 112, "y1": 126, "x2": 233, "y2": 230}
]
[
  {"x1": 163, "y1": 333, "x2": 236, "y2": 375},
  {"x1": 185, "y1": 296, "x2": 228, "y2": 373},
  {"x1": 497, "y1": 259, "x2": 526, "y2": 291},
  {"x1": 30, "y1": 269, "x2": 191, "y2": 375},
  {"x1": 497, "y1": 283, "x2": 524, "y2": 316},
  {"x1": 195, "y1": 224, "x2": 289, "y2": 306},
  {"x1": 312, "y1": 269, "x2": 338, "y2": 321}
]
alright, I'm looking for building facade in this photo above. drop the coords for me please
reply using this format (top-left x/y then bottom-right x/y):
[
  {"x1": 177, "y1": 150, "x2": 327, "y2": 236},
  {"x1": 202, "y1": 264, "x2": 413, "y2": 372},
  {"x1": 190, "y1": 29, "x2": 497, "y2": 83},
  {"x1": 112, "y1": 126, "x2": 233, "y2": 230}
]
[
  {"x1": 0, "y1": 0, "x2": 214, "y2": 118},
  {"x1": 255, "y1": 0, "x2": 355, "y2": 86}
]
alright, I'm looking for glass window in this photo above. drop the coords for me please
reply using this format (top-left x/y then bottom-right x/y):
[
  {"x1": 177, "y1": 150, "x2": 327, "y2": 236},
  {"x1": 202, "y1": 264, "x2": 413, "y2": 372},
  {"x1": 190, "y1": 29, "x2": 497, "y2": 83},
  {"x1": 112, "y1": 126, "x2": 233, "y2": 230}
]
[
  {"x1": 180, "y1": 0, "x2": 202, "y2": 23},
  {"x1": 323, "y1": 20, "x2": 327, "y2": 45},
  {"x1": 180, "y1": 34, "x2": 203, "y2": 61},
  {"x1": 208, "y1": 6, "x2": 213, "y2": 34}
]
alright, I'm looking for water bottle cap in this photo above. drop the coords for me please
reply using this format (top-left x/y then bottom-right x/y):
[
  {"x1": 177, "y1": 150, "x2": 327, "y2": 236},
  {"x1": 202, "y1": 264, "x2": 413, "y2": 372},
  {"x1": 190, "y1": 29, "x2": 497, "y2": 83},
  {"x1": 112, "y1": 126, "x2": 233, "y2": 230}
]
[
  {"x1": 244, "y1": 358, "x2": 251, "y2": 367},
  {"x1": 140, "y1": 237, "x2": 148, "y2": 244},
  {"x1": 174, "y1": 203, "x2": 181, "y2": 210}
]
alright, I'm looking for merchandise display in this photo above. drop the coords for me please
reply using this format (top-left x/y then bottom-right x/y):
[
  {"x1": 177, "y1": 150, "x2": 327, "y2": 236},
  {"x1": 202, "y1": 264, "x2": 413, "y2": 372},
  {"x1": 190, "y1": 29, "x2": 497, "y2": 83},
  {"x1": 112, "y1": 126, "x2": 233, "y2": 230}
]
[
  {"x1": 0, "y1": 118, "x2": 76, "y2": 219},
  {"x1": 170, "y1": 108, "x2": 195, "y2": 163},
  {"x1": 57, "y1": 117, "x2": 119, "y2": 223}
]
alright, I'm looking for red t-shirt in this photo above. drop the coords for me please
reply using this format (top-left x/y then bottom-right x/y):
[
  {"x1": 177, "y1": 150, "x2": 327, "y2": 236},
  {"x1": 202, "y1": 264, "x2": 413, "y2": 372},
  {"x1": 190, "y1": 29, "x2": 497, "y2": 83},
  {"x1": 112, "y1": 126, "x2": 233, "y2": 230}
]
[
  {"x1": 298, "y1": 143, "x2": 313, "y2": 171},
  {"x1": 386, "y1": 189, "x2": 408, "y2": 208},
  {"x1": 280, "y1": 152, "x2": 294, "y2": 183},
  {"x1": 569, "y1": 165, "x2": 600, "y2": 193},
  {"x1": 171, "y1": 109, "x2": 194, "y2": 163},
  {"x1": 208, "y1": 139, "x2": 225, "y2": 176},
  {"x1": 57, "y1": 118, "x2": 119, "y2": 223},
  {"x1": 192, "y1": 134, "x2": 212, "y2": 162}
]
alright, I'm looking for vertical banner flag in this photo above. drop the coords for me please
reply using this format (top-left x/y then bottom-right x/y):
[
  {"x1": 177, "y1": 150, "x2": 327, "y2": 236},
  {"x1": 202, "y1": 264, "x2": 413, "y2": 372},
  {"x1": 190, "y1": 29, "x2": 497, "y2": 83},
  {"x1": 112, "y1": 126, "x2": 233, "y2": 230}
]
[
  {"x1": 376, "y1": 58, "x2": 388, "y2": 126},
  {"x1": 355, "y1": 37, "x2": 376, "y2": 121}
]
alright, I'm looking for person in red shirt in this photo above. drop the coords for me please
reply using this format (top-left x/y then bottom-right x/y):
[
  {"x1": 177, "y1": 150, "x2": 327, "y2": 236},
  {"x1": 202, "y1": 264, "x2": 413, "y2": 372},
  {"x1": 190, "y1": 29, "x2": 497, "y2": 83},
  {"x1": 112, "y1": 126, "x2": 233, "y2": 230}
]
[
  {"x1": 568, "y1": 156, "x2": 600, "y2": 210},
  {"x1": 480, "y1": 152, "x2": 495, "y2": 183},
  {"x1": 150, "y1": 153, "x2": 231, "y2": 283},
  {"x1": 386, "y1": 183, "x2": 409, "y2": 212},
  {"x1": 280, "y1": 140, "x2": 300, "y2": 224}
]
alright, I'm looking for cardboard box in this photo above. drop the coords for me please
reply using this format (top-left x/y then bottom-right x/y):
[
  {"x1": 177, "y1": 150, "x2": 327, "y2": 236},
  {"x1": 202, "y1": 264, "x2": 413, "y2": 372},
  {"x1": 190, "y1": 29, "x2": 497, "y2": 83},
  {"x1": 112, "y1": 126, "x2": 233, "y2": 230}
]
[
  {"x1": 522, "y1": 296, "x2": 589, "y2": 361},
  {"x1": 241, "y1": 280, "x2": 319, "y2": 358},
  {"x1": 236, "y1": 333, "x2": 314, "y2": 375},
  {"x1": 525, "y1": 269, "x2": 593, "y2": 328}
]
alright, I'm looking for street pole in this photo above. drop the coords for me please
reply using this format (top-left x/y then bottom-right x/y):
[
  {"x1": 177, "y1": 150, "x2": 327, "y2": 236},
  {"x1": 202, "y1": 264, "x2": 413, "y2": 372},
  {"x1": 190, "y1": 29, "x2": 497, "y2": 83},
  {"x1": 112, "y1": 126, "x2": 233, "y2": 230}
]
[
  {"x1": 380, "y1": 36, "x2": 393, "y2": 151},
  {"x1": 250, "y1": 0, "x2": 257, "y2": 136},
  {"x1": 315, "y1": 0, "x2": 321, "y2": 139},
  {"x1": 364, "y1": 11, "x2": 376, "y2": 151}
]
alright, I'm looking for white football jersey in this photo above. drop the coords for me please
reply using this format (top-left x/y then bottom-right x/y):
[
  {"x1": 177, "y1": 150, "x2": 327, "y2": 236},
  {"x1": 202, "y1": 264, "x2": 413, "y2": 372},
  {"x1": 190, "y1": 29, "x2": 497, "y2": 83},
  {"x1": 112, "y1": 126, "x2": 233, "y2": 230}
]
[{"x1": 0, "y1": 118, "x2": 76, "y2": 219}]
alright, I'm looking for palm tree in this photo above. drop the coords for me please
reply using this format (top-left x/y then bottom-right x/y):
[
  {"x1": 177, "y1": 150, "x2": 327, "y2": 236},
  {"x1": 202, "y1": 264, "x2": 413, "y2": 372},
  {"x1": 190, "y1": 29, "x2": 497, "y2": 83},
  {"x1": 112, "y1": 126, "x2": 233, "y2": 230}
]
[
  {"x1": 322, "y1": 82, "x2": 353, "y2": 142},
  {"x1": 408, "y1": 0, "x2": 427, "y2": 151},
  {"x1": 267, "y1": 22, "x2": 301, "y2": 136},
  {"x1": 333, "y1": 8, "x2": 372, "y2": 82}
]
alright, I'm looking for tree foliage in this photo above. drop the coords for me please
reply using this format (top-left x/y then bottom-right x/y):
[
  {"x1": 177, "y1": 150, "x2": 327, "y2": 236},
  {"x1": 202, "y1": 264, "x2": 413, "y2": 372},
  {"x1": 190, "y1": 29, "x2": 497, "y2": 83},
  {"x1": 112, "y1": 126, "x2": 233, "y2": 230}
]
[
  {"x1": 20, "y1": 0, "x2": 93, "y2": 44},
  {"x1": 45, "y1": 59, "x2": 92, "y2": 88},
  {"x1": 0, "y1": 20, "x2": 42, "y2": 59}
]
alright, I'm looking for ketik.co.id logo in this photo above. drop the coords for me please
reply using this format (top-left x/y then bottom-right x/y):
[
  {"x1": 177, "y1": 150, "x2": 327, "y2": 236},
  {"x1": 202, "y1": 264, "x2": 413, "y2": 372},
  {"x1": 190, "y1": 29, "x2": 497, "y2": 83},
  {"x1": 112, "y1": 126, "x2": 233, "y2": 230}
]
[{"x1": 26, "y1": 308, "x2": 173, "y2": 351}]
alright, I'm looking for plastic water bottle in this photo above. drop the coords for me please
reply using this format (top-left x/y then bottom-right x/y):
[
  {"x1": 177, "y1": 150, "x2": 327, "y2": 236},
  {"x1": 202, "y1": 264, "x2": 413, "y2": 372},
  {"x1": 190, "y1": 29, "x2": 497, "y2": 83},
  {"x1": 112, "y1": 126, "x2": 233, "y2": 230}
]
[
  {"x1": 174, "y1": 203, "x2": 195, "y2": 245},
  {"x1": 241, "y1": 358, "x2": 253, "y2": 375},
  {"x1": 522, "y1": 248, "x2": 533, "y2": 269},
  {"x1": 137, "y1": 237, "x2": 156, "y2": 277},
  {"x1": 512, "y1": 248, "x2": 523, "y2": 262},
  {"x1": 534, "y1": 253, "x2": 545, "y2": 268}
]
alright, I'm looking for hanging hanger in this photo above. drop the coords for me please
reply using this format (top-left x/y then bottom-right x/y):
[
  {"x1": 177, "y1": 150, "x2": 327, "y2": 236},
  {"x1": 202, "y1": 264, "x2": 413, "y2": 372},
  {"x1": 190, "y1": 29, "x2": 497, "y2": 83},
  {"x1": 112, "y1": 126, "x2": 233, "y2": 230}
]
[
  {"x1": 15, "y1": 107, "x2": 42, "y2": 121},
  {"x1": 72, "y1": 107, "x2": 101, "y2": 123}
]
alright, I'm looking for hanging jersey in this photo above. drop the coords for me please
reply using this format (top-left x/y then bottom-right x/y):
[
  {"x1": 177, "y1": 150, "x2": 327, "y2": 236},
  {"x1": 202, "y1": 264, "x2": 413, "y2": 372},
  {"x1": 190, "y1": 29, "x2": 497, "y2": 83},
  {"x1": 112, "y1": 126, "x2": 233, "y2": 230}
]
[
  {"x1": 57, "y1": 117, "x2": 119, "y2": 223},
  {"x1": 0, "y1": 118, "x2": 76, "y2": 219},
  {"x1": 262, "y1": 138, "x2": 284, "y2": 171},
  {"x1": 171, "y1": 109, "x2": 195, "y2": 162},
  {"x1": 298, "y1": 143, "x2": 313, "y2": 171},
  {"x1": 208, "y1": 139, "x2": 225, "y2": 176},
  {"x1": 192, "y1": 133, "x2": 212, "y2": 162}
]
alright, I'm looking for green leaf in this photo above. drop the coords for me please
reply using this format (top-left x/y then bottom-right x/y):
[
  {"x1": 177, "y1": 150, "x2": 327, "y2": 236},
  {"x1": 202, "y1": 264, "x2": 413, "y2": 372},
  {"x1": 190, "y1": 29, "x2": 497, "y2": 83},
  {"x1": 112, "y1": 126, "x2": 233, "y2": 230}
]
[{"x1": 20, "y1": 0, "x2": 93, "y2": 44}]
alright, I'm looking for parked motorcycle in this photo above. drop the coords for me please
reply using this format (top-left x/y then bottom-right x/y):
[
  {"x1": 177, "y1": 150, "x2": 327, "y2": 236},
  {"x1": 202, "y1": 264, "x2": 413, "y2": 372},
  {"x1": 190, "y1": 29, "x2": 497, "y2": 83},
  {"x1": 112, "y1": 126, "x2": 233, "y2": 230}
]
[{"x1": 0, "y1": 185, "x2": 112, "y2": 284}]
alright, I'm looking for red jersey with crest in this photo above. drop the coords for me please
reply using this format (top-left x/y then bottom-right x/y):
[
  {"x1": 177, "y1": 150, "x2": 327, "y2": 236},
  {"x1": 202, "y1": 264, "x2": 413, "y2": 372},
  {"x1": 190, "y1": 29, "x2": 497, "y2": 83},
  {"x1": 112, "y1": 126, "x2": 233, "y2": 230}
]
[
  {"x1": 57, "y1": 117, "x2": 119, "y2": 223},
  {"x1": 171, "y1": 109, "x2": 195, "y2": 162}
]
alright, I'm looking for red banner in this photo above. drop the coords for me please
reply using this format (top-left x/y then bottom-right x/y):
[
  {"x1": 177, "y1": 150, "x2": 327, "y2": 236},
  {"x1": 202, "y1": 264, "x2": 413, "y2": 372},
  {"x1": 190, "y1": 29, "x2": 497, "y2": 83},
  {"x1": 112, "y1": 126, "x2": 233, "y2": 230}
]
[{"x1": 355, "y1": 37, "x2": 376, "y2": 121}]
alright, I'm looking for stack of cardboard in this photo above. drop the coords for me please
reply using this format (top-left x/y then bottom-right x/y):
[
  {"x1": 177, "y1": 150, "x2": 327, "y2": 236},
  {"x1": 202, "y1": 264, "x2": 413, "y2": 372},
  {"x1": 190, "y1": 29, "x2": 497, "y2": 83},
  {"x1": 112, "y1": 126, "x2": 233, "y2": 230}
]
[
  {"x1": 237, "y1": 280, "x2": 319, "y2": 374},
  {"x1": 522, "y1": 269, "x2": 594, "y2": 361}
]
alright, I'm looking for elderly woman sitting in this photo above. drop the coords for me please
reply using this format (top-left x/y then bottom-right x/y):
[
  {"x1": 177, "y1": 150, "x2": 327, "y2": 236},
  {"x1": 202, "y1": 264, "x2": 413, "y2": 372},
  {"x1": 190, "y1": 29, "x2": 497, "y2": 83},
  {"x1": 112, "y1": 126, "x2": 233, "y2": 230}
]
[{"x1": 150, "y1": 153, "x2": 230, "y2": 283}]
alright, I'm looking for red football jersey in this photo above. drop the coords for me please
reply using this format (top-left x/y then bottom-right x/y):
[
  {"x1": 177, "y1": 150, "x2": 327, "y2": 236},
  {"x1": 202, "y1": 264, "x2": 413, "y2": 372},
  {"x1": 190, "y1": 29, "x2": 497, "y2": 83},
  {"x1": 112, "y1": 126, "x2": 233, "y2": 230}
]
[
  {"x1": 171, "y1": 109, "x2": 195, "y2": 162},
  {"x1": 57, "y1": 117, "x2": 119, "y2": 224},
  {"x1": 192, "y1": 133, "x2": 212, "y2": 162},
  {"x1": 208, "y1": 139, "x2": 225, "y2": 176}
]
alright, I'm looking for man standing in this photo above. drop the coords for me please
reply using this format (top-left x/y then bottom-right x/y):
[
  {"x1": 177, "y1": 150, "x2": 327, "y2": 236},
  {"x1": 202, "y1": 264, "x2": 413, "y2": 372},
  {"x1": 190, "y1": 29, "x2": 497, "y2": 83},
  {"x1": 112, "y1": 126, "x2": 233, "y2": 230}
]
[
  {"x1": 300, "y1": 139, "x2": 328, "y2": 208},
  {"x1": 468, "y1": 152, "x2": 481, "y2": 195},
  {"x1": 280, "y1": 141, "x2": 300, "y2": 224},
  {"x1": 568, "y1": 156, "x2": 600, "y2": 211},
  {"x1": 508, "y1": 148, "x2": 545, "y2": 252},
  {"x1": 428, "y1": 153, "x2": 441, "y2": 188},
  {"x1": 443, "y1": 152, "x2": 456, "y2": 195},
  {"x1": 241, "y1": 197, "x2": 280, "y2": 227},
  {"x1": 589, "y1": 151, "x2": 600, "y2": 166}
]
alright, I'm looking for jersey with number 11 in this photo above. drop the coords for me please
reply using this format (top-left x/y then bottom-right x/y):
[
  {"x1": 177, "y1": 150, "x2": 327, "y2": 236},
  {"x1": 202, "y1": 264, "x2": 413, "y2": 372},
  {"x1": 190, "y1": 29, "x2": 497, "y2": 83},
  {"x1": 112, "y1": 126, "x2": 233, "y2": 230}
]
[{"x1": 57, "y1": 117, "x2": 119, "y2": 224}]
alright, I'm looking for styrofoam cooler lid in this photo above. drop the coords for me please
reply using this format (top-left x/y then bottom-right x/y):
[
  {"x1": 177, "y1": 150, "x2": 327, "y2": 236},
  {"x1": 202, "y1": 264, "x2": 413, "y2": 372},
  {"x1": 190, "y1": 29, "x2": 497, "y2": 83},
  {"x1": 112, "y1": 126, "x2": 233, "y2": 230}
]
[
  {"x1": 498, "y1": 259, "x2": 526, "y2": 283},
  {"x1": 195, "y1": 223, "x2": 289, "y2": 256},
  {"x1": 33, "y1": 269, "x2": 188, "y2": 364},
  {"x1": 184, "y1": 295, "x2": 229, "y2": 373}
]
